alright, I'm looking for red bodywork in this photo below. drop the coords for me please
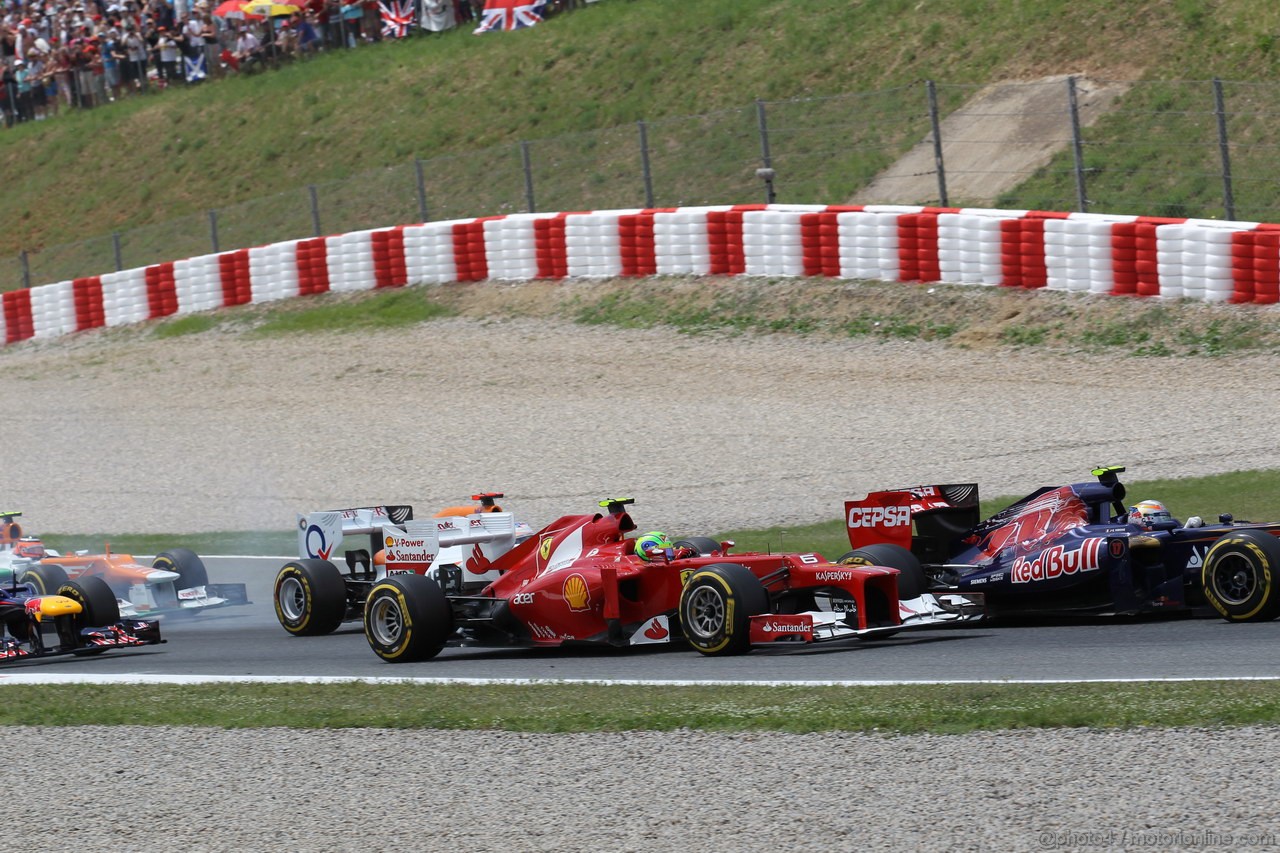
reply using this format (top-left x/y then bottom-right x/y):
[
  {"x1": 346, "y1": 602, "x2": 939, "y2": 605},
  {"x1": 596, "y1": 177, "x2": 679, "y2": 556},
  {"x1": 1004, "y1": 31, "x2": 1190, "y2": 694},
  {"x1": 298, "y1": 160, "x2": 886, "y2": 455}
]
[{"x1": 476, "y1": 507, "x2": 904, "y2": 646}]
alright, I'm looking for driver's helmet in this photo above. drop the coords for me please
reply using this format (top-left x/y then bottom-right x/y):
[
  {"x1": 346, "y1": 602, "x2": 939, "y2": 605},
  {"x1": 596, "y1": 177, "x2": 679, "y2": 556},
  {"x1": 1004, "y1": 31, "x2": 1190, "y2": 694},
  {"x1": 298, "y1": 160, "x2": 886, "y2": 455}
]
[
  {"x1": 634, "y1": 531, "x2": 672, "y2": 561},
  {"x1": 1129, "y1": 500, "x2": 1175, "y2": 530},
  {"x1": 14, "y1": 540, "x2": 44, "y2": 559}
]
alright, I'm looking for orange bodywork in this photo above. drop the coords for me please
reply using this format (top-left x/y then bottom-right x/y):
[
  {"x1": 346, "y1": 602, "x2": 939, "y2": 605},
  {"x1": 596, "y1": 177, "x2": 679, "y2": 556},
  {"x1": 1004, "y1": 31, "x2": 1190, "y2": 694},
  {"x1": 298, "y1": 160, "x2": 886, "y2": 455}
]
[{"x1": 26, "y1": 544, "x2": 163, "y2": 589}]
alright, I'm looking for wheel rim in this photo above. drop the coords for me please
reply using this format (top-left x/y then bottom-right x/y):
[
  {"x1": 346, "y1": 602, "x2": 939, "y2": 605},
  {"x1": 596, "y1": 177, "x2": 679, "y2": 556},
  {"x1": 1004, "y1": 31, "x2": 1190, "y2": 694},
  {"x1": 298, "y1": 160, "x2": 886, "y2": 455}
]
[
  {"x1": 277, "y1": 576, "x2": 306, "y2": 622},
  {"x1": 685, "y1": 585, "x2": 727, "y2": 641},
  {"x1": 1212, "y1": 553, "x2": 1257, "y2": 606},
  {"x1": 367, "y1": 595, "x2": 405, "y2": 646}
]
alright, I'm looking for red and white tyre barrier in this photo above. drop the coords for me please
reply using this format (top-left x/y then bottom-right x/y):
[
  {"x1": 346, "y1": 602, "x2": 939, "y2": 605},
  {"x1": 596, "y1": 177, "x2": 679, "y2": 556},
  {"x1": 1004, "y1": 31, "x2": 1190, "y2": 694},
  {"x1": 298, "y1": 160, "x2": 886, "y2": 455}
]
[{"x1": 5, "y1": 203, "x2": 1278, "y2": 348}]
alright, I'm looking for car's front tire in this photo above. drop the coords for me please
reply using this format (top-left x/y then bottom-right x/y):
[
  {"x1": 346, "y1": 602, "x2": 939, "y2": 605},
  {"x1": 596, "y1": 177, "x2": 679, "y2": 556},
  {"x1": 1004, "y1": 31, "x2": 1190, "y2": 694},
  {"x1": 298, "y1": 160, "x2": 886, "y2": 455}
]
[
  {"x1": 678, "y1": 563, "x2": 768, "y2": 656},
  {"x1": 1201, "y1": 530, "x2": 1280, "y2": 622},
  {"x1": 58, "y1": 576, "x2": 121, "y2": 655},
  {"x1": 838, "y1": 543, "x2": 927, "y2": 600},
  {"x1": 153, "y1": 548, "x2": 209, "y2": 590}
]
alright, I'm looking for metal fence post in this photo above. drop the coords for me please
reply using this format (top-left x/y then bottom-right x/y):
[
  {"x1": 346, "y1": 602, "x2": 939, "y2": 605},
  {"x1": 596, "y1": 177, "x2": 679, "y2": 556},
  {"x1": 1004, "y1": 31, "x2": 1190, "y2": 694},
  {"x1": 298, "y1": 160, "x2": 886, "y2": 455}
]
[
  {"x1": 638, "y1": 120, "x2": 655, "y2": 209},
  {"x1": 1213, "y1": 77, "x2": 1236, "y2": 221},
  {"x1": 1067, "y1": 75, "x2": 1089, "y2": 213},
  {"x1": 308, "y1": 185, "x2": 322, "y2": 237},
  {"x1": 755, "y1": 98, "x2": 776, "y2": 204},
  {"x1": 19, "y1": 250, "x2": 30, "y2": 289},
  {"x1": 927, "y1": 80, "x2": 948, "y2": 207},
  {"x1": 112, "y1": 232, "x2": 123, "y2": 271},
  {"x1": 208, "y1": 209, "x2": 220, "y2": 254},
  {"x1": 414, "y1": 157, "x2": 429, "y2": 223},
  {"x1": 520, "y1": 141, "x2": 536, "y2": 213}
]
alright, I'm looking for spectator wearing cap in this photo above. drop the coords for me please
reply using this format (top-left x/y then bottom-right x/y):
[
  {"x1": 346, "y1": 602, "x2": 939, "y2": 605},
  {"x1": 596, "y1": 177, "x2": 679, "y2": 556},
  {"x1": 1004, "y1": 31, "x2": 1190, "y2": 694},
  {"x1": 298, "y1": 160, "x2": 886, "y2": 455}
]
[
  {"x1": 121, "y1": 20, "x2": 146, "y2": 90},
  {"x1": 187, "y1": 6, "x2": 216, "y2": 78},
  {"x1": 303, "y1": 0, "x2": 326, "y2": 51},
  {"x1": 154, "y1": 24, "x2": 178, "y2": 84},
  {"x1": 73, "y1": 33, "x2": 96, "y2": 106},
  {"x1": 39, "y1": 40, "x2": 61, "y2": 116},
  {"x1": 13, "y1": 57, "x2": 33, "y2": 121},
  {"x1": 102, "y1": 25, "x2": 123, "y2": 100},
  {"x1": 295, "y1": 10, "x2": 320, "y2": 55},
  {"x1": 86, "y1": 34, "x2": 107, "y2": 104},
  {"x1": 26, "y1": 46, "x2": 49, "y2": 119},
  {"x1": 231, "y1": 22, "x2": 260, "y2": 69}
]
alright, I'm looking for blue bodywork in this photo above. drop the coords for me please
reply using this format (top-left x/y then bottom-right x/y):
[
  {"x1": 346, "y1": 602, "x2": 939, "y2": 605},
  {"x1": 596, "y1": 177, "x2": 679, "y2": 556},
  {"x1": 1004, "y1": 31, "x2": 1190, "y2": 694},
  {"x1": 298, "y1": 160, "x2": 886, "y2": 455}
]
[{"x1": 854, "y1": 468, "x2": 1280, "y2": 616}]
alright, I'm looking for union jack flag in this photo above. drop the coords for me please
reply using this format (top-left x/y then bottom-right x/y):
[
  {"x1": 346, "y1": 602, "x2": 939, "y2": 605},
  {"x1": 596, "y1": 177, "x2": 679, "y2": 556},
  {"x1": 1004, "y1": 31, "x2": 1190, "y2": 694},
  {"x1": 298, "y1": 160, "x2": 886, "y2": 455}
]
[
  {"x1": 473, "y1": 0, "x2": 547, "y2": 33},
  {"x1": 379, "y1": 0, "x2": 417, "y2": 39}
]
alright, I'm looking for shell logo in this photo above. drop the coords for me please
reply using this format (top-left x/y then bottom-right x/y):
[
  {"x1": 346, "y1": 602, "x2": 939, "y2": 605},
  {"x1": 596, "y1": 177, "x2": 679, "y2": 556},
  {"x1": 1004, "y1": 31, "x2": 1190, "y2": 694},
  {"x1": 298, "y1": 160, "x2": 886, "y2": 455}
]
[
  {"x1": 385, "y1": 536, "x2": 394, "y2": 547},
  {"x1": 563, "y1": 573, "x2": 590, "y2": 611}
]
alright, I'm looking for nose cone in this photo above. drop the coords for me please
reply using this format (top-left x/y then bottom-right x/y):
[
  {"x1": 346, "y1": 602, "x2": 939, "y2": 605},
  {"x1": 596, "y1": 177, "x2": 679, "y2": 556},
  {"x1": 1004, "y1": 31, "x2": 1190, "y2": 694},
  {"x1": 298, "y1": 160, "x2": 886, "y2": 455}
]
[
  {"x1": 28, "y1": 595, "x2": 83, "y2": 621},
  {"x1": 147, "y1": 569, "x2": 181, "y2": 584}
]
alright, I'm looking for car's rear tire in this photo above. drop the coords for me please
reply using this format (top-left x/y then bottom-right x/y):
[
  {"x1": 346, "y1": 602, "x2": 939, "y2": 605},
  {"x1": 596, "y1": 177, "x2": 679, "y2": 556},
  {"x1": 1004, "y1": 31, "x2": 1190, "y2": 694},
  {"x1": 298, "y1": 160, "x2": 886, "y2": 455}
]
[
  {"x1": 838, "y1": 543, "x2": 927, "y2": 600},
  {"x1": 20, "y1": 564, "x2": 70, "y2": 597},
  {"x1": 673, "y1": 537, "x2": 722, "y2": 557},
  {"x1": 274, "y1": 559, "x2": 347, "y2": 636},
  {"x1": 153, "y1": 548, "x2": 209, "y2": 590},
  {"x1": 364, "y1": 574, "x2": 453, "y2": 663},
  {"x1": 1200, "y1": 530, "x2": 1280, "y2": 622},
  {"x1": 678, "y1": 563, "x2": 768, "y2": 656}
]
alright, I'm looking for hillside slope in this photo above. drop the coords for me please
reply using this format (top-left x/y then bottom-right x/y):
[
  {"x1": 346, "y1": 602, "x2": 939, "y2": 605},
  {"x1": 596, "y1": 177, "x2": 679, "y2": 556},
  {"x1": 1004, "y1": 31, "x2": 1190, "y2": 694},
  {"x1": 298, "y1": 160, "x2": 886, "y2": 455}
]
[{"x1": 4, "y1": 0, "x2": 1280, "y2": 258}]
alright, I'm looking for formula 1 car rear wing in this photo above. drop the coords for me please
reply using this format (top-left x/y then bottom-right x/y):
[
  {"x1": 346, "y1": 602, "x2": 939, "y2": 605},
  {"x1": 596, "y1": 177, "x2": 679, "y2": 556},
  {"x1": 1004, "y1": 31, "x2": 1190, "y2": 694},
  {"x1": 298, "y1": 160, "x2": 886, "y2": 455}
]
[
  {"x1": 389, "y1": 513, "x2": 520, "y2": 567},
  {"x1": 297, "y1": 504, "x2": 415, "y2": 561},
  {"x1": 845, "y1": 484, "x2": 981, "y2": 562}
]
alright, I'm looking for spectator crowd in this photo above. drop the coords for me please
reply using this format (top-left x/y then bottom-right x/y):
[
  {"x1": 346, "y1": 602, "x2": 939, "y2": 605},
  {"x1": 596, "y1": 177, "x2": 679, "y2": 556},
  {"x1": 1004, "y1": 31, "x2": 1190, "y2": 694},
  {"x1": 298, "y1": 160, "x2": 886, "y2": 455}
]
[{"x1": 1, "y1": 0, "x2": 587, "y2": 125}]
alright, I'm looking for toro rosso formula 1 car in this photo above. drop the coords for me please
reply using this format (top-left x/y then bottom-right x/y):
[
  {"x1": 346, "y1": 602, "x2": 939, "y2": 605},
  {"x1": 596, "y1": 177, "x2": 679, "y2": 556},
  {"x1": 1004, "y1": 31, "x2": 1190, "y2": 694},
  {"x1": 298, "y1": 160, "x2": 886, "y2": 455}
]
[
  {"x1": 0, "y1": 513, "x2": 247, "y2": 618},
  {"x1": 0, "y1": 572, "x2": 162, "y2": 663},
  {"x1": 358, "y1": 498, "x2": 982, "y2": 663},
  {"x1": 842, "y1": 466, "x2": 1280, "y2": 622},
  {"x1": 273, "y1": 493, "x2": 533, "y2": 636}
]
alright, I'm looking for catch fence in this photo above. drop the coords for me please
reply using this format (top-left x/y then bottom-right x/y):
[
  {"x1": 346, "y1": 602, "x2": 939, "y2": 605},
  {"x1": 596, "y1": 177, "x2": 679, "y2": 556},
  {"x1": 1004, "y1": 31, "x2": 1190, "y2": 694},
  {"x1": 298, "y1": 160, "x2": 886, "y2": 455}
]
[{"x1": 7, "y1": 76, "x2": 1280, "y2": 290}]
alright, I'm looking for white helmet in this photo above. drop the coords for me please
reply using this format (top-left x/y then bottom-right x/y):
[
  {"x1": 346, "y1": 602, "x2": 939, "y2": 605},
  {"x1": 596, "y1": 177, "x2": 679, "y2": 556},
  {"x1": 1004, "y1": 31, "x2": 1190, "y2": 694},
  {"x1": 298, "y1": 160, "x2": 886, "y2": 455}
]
[{"x1": 1129, "y1": 499, "x2": 1174, "y2": 530}]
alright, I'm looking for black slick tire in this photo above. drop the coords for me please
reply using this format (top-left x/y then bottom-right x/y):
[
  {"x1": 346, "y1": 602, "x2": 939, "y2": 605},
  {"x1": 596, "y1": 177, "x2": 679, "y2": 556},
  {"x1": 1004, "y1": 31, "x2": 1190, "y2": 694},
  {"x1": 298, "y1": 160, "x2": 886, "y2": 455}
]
[
  {"x1": 274, "y1": 559, "x2": 347, "y2": 636},
  {"x1": 1201, "y1": 530, "x2": 1280, "y2": 622},
  {"x1": 364, "y1": 574, "x2": 453, "y2": 663},
  {"x1": 677, "y1": 563, "x2": 768, "y2": 656}
]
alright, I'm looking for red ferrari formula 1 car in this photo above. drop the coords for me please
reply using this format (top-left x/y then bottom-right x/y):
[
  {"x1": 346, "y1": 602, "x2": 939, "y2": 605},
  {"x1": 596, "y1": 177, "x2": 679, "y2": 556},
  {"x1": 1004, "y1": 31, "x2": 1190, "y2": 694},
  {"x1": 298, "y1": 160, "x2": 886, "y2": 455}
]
[
  {"x1": 360, "y1": 498, "x2": 982, "y2": 662},
  {"x1": 0, "y1": 573, "x2": 162, "y2": 663}
]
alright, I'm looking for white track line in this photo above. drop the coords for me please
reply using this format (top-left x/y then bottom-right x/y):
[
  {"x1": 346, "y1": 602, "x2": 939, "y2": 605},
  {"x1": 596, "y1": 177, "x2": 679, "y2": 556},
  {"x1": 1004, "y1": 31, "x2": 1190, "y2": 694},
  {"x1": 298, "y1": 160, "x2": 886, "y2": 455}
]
[{"x1": 1, "y1": 674, "x2": 1279, "y2": 686}]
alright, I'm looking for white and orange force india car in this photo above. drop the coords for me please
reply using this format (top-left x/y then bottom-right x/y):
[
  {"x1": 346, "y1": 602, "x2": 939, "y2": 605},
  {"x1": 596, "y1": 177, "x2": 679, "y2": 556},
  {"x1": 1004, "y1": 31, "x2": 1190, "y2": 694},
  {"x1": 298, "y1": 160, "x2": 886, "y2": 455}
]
[
  {"x1": 274, "y1": 494, "x2": 531, "y2": 636},
  {"x1": 359, "y1": 498, "x2": 983, "y2": 663},
  {"x1": 0, "y1": 512, "x2": 248, "y2": 618}
]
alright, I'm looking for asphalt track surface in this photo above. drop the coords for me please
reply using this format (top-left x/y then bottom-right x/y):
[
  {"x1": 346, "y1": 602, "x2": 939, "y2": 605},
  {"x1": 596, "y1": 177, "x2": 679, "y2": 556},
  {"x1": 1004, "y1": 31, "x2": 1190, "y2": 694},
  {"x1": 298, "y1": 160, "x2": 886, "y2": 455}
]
[{"x1": 8, "y1": 557, "x2": 1280, "y2": 683}]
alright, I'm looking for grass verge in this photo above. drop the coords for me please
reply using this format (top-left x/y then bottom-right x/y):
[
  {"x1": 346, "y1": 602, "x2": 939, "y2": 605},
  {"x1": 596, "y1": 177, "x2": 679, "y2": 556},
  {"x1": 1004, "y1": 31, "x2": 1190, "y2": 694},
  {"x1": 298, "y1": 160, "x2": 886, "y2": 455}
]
[{"x1": 3, "y1": 681, "x2": 1280, "y2": 734}]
